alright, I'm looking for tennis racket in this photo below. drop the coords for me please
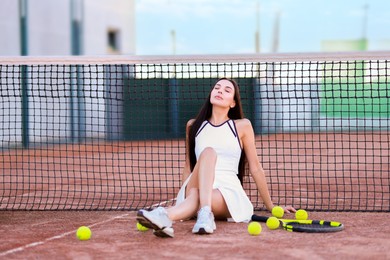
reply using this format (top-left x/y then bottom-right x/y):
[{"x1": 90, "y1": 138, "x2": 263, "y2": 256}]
[{"x1": 251, "y1": 214, "x2": 344, "y2": 233}]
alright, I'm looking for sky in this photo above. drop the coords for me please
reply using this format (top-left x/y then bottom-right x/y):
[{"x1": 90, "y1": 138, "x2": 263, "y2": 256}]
[{"x1": 135, "y1": 0, "x2": 390, "y2": 55}]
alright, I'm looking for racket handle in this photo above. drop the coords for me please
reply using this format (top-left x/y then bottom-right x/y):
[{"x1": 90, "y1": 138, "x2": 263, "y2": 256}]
[{"x1": 251, "y1": 215, "x2": 269, "y2": 223}]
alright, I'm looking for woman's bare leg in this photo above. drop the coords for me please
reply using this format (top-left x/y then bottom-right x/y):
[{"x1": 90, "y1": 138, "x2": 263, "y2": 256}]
[
  {"x1": 166, "y1": 188, "x2": 198, "y2": 221},
  {"x1": 198, "y1": 147, "x2": 217, "y2": 207},
  {"x1": 211, "y1": 189, "x2": 230, "y2": 219},
  {"x1": 166, "y1": 147, "x2": 218, "y2": 221},
  {"x1": 186, "y1": 147, "x2": 217, "y2": 207},
  {"x1": 167, "y1": 188, "x2": 230, "y2": 221}
]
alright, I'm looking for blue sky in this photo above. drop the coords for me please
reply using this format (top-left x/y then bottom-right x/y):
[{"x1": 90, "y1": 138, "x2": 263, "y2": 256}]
[{"x1": 135, "y1": 0, "x2": 390, "y2": 55}]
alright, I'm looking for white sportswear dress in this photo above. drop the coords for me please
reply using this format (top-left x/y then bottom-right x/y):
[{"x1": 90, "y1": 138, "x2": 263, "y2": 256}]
[{"x1": 175, "y1": 119, "x2": 253, "y2": 222}]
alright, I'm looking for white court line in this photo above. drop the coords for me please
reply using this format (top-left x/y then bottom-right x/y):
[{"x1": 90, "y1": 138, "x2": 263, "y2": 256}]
[
  {"x1": 0, "y1": 199, "x2": 176, "y2": 258},
  {"x1": 151, "y1": 198, "x2": 176, "y2": 208},
  {"x1": 0, "y1": 212, "x2": 131, "y2": 258}
]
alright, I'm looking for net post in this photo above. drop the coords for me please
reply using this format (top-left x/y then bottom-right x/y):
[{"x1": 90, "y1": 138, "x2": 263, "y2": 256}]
[
  {"x1": 21, "y1": 65, "x2": 29, "y2": 148},
  {"x1": 19, "y1": 0, "x2": 29, "y2": 148},
  {"x1": 169, "y1": 76, "x2": 180, "y2": 138}
]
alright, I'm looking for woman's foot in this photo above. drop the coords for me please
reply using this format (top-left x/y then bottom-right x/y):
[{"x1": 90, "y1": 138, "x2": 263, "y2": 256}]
[
  {"x1": 137, "y1": 207, "x2": 174, "y2": 238},
  {"x1": 192, "y1": 206, "x2": 216, "y2": 234}
]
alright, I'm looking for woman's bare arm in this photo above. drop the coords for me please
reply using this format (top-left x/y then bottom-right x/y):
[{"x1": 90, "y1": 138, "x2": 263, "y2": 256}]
[
  {"x1": 237, "y1": 119, "x2": 274, "y2": 211},
  {"x1": 182, "y1": 119, "x2": 195, "y2": 184},
  {"x1": 237, "y1": 118, "x2": 296, "y2": 213}
]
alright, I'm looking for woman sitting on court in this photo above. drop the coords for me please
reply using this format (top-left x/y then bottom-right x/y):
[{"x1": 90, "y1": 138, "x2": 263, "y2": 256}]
[{"x1": 137, "y1": 77, "x2": 295, "y2": 237}]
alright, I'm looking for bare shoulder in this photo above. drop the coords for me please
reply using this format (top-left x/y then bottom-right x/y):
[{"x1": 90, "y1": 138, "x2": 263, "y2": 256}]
[
  {"x1": 234, "y1": 118, "x2": 253, "y2": 131},
  {"x1": 234, "y1": 118, "x2": 254, "y2": 138},
  {"x1": 186, "y1": 119, "x2": 195, "y2": 128},
  {"x1": 186, "y1": 119, "x2": 195, "y2": 133}
]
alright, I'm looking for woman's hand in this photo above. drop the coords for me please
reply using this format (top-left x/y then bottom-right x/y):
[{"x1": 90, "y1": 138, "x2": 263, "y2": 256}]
[{"x1": 283, "y1": 205, "x2": 296, "y2": 214}]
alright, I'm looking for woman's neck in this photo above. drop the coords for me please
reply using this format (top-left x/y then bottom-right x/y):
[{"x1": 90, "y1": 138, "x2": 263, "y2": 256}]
[{"x1": 209, "y1": 108, "x2": 229, "y2": 125}]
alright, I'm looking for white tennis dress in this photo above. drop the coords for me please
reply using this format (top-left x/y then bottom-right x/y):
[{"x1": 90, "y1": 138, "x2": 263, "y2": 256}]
[{"x1": 175, "y1": 119, "x2": 253, "y2": 222}]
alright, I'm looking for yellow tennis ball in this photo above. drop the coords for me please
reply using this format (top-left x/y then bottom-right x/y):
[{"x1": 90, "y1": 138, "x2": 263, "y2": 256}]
[
  {"x1": 266, "y1": 216, "x2": 280, "y2": 230},
  {"x1": 272, "y1": 206, "x2": 284, "y2": 218},
  {"x1": 247, "y1": 221, "x2": 262, "y2": 236},
  {"x1": 76, "y1": 226, "x2": 91, "y2": 241},
  {"x1": 295, "y1": 209, "x2": 308, "y2": 220},
  {"x1": 136, "y1": 222, "x2": 149, "y2": 232}
]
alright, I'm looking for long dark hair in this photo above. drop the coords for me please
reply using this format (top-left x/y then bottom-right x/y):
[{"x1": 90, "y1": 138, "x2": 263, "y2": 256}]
[{"x1": 187, "y1": 78, "x2": 247, "y2": 184}]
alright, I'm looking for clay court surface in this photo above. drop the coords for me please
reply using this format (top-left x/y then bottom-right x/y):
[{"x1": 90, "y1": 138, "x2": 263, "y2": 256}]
[
  {"x1": 1, "y1": 133, "x2": 389, "y2": 259},
  {"x1": 1, "y1": 210, "x2": 389, "y2": 259}
]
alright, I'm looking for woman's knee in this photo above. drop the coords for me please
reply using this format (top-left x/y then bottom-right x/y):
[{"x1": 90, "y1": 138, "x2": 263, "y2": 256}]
[{"x1": 199, "y1": 147, "x2": 217, "y2": 161}]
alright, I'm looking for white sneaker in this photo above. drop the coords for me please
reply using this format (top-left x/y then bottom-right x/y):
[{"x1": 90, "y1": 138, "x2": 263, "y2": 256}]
[
  {"x1": 192, "y1": 206, "x2": 216, "y2": 234},
  {"x1": 137, "y1": 207, "x2": 174, "y2": 238}
]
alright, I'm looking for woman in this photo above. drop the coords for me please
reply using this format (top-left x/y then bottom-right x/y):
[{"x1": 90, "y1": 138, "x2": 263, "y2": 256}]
[{"x1": 137, "y1": 78, "x2": 295, "y2": 238}]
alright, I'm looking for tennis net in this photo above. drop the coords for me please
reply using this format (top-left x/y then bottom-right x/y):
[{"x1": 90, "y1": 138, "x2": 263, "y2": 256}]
[{"x1": 0, "y1": 52, "x2": 389, "y2": 211}]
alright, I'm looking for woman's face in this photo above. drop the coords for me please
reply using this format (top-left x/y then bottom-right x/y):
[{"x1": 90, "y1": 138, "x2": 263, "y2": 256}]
[{"x1": 209, "y1": 79, "x2": 236, "y2": 109}]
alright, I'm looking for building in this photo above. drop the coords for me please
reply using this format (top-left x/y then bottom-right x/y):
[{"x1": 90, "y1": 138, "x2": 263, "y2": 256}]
[
  {"x1": 0, "y1": 0, "x2": 136, "y2": 56},
  {"x1": 0, "y1": 0, "x2": 136, "y2": 148}
]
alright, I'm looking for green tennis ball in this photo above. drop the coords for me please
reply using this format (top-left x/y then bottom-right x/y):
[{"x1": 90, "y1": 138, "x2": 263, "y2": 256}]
[
  {"x1": 247, "y1": 221, "x2": 262, "y2": 236},
  {"x1": 272, "y1": 206, "x2": 284, "y2": 218},
  {"x1": 266, "y1": 217, "x2": 280, "y2": 230},
  {"x1": 76, "y1": 226, "x2": 91, "y2": 241},
  {"x1": 136, "y1": 222, "x2": 149, "y2": 232},
  {"x1": 295, "y1": 209, "x2": 308, "y2": 220}
]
